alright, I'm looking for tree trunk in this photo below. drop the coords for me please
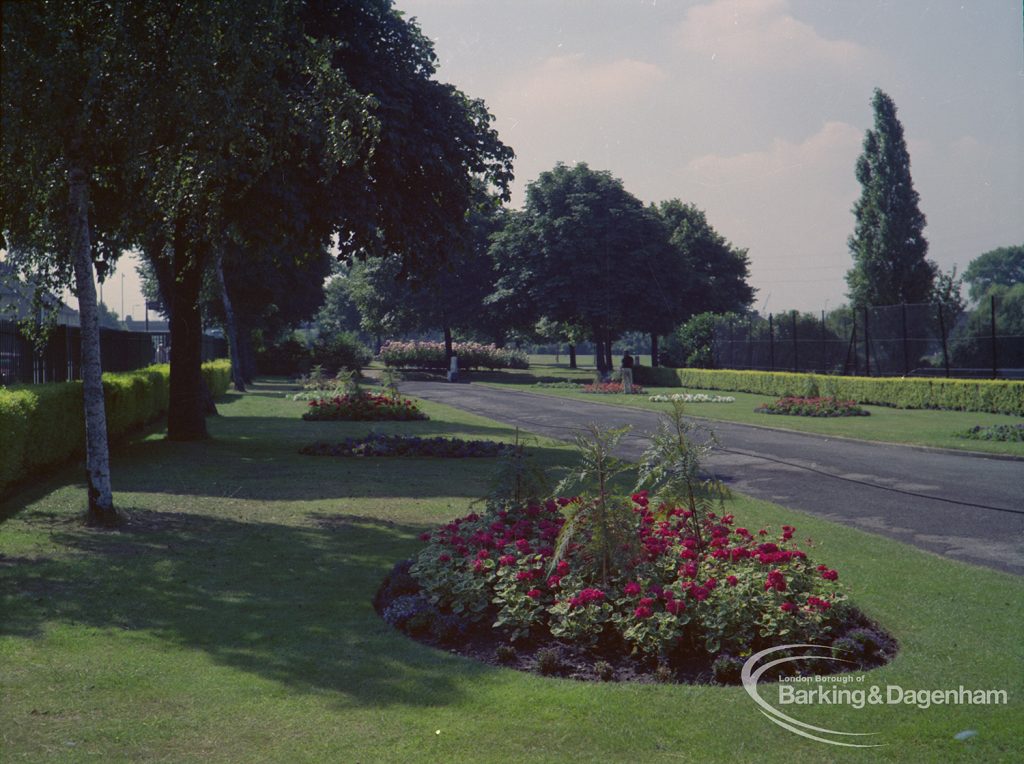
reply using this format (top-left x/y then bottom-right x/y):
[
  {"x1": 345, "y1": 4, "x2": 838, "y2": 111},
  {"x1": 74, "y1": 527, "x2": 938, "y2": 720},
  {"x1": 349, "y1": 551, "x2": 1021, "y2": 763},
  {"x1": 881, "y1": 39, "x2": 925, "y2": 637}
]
[
  {"x1": 167, "y1": 224, "x2": 211, "y2": 440},
  {"x1": 568, "y1": 343, "x2": 577, "y2": 369},
  {"x1": 68, "y1": 159, "x2": 117, "y2": 525},
  {"x1": 650, "y1": 333, "x2": 659, "y2": 367},
  {"x1": 239, "y1": 329, "x2": 256, "y2": 383},
  {"x1": 595, "y1": 336, "x2": 607, "y2": 373},
  {"x1": 214, "y1": 250, "x2": 245, "y2": 392},
  {"x1": 605, "y1": 333, "x2": 614, "y2": 371},
  {"x1": 443, "y1": 324, "x2": 454, "y2": 362}
]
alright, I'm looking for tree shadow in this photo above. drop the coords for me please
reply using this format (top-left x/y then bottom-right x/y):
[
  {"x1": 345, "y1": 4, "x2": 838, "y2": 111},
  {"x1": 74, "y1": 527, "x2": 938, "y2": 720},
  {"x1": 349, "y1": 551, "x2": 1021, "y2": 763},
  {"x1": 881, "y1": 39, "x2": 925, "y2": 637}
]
[{"x1": 1, "y1": 510, "x2": 486, "y2": 708}]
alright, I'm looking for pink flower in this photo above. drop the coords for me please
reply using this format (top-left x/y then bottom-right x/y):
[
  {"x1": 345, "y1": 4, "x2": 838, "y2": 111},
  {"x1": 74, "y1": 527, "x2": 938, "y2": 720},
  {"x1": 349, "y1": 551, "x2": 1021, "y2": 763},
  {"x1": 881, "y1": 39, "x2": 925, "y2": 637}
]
[
  {"x1": 666, "y1": 598, "x2": 686, "y2": 615},
  {"x1": 556, "y1": 560, "x2": 571, "y2": 576},
  {"x1": 691, "y1": 586, "x2": 709, "y2": 601},
  {"x1": 634, "y1": 605, "x2": 653, "y2": 619},
  {"x1": 780, "y1": 601, "x2": 797, "y2": 613},
  {"x1": 498, "y1": 554, "x2": 516, "y2": 566},
  {"x1": 807, "y1": 596, "x2": 831, "y2": 611},
  {"x1": 624, "y1": 581, "x2": 642, "y2": 596},
  {"x1": 547, "y1": 575, "x2": 562, "y2": 588},
  {"x1": 526, "y1": 588, "x2": 542, "y2": 599}
]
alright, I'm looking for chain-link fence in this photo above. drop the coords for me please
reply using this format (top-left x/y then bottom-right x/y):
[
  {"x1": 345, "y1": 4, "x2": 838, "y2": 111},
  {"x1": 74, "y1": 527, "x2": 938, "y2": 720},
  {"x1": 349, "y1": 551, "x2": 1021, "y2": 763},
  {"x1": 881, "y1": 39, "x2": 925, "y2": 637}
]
[
  {"x1": 0, "y1": 321, "x2": 227, "y2": 385},
  {"x1": 704, "y1": 297, "x2": 1023, "y2": 379}
]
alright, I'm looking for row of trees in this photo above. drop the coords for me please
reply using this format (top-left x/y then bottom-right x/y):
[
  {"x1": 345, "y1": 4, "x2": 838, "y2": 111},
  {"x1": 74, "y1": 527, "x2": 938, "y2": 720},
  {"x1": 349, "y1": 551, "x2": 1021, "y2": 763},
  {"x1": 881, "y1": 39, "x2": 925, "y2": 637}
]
[
  {"x1": 1, "y1": 0, "x2": 513, "y2": 523},
  {"x1": 318, "y1": 162, "x2": 755, "y2": 371}
]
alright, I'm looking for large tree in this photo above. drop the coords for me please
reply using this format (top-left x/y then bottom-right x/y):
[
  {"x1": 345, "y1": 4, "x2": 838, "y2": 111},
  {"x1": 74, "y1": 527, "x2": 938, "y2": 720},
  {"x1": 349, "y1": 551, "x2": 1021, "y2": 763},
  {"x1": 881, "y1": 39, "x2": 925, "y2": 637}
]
[
  {"x1": 651, "y1": 200, "x2": 755, "y2": 362},
  {"x1": 2, "y1": 0, "x2": 154, "y2": 524},
  {"x1": 489, "y1": 163, "x2": 672, "y2": 371},
  {"x1": 962, "y1": 245, "x2": 1024, "y2": 303},
  {"x1": 846, "y1": 88, "x2": 935, "y2": 307}
]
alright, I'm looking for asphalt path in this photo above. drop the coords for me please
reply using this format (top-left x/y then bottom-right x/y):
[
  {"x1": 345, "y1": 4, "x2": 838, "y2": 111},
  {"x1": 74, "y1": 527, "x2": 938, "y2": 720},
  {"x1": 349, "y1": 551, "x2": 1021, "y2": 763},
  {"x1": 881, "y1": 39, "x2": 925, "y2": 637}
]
[{"x1": 402, "y1": 380, "x2": 1024, "y2": 576}]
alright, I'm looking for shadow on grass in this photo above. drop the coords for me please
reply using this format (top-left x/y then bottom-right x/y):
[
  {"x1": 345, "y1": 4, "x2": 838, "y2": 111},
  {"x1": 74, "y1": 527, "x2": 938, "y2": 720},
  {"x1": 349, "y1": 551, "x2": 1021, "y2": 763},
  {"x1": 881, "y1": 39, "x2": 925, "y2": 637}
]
[{"x1": 1, "y1": 510, "x2": 483, "y2": 708}]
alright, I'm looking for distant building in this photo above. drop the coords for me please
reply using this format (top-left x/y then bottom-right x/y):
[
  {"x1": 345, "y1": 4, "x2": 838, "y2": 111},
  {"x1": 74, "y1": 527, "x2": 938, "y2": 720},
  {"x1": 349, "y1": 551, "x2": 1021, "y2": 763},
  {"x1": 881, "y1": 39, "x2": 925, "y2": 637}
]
[{"x1": 0, "y1": 262, "x2": 80, "y2": 326}]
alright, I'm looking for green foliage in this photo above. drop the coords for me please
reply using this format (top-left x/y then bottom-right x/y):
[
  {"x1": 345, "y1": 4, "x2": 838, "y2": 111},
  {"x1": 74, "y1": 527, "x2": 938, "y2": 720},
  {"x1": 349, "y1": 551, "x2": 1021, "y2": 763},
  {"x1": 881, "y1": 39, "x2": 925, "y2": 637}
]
[
  {"x1": 847, "y1": 89, "x2": 935, "y2": 306},
  {"x1": 0, "y1": 360, "x2": 230, "y2": 496},
  {"x1": 310, "y1": 331, "x2": 372, "y2": 374},
  {"x1": 963, "y1": 245, "x2": 1024, "y2": 303},
  {"x1": 663, "y1": 312, "x2": 727, "y2": 368},
  {"x1": 950, "y1": 283, "x2": 1024, "y2": 369},
  {"x1": 255, "y1": 337, "x2": 313, "y2": 376},
  {"x1": 553, "y1": 424, "x2": 636, "y2": 585},
  {"x1": 635, "y1": 401, "x2": 729, "y2": 553},
  {"x1": 478, "y1": 430, "x2": 549, "y2": 512},
  {"x1": 660, "y1": 368, "x2": 1024, "y2": 415}
]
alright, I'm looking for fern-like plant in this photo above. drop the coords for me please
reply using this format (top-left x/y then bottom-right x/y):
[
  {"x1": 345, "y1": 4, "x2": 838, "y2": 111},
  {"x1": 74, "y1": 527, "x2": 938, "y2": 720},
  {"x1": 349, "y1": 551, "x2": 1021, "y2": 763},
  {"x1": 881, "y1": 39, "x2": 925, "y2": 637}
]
[
  {"x1": 551, "y1": 424, "x2": 637, "y2": 586},
  {"x1": 634, "y1": 401, "x2": 729, "y2": 554},
  {"x1": 477, "y1": 429, "x2": 549, "y2": 512}
]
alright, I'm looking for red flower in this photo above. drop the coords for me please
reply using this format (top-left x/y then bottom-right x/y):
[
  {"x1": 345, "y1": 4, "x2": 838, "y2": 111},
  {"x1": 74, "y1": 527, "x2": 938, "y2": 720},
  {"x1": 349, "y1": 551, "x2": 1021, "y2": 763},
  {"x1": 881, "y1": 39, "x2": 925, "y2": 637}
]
[
  {"x1": 634, "y1": 605, "x2": 653, "y2": 619},
  {"x1": 765, "y1": 569, "x2": 787, "y2": 592},
  {"x1": 821, "y1": 568, "x2": 839, "y2": 581},
  {"x1": 666, "y1": 598, "x2": 686, "y2": 615},
  {"x1": 556, "y1": 560, "x2": 571, "y2": 576},
  {"x1": 624, "y1": 581, "x2": 642, "y2": 596},
  {"x1": 726, "y1": 575, "x2": 739, "y2": 587},
  {"x1": 526, "y1": 588, "x2": 542, "y2": 599},
  {"x1": 547, "y1": 575, "x2": 562, "y2": 588},
  {"x1": 780, "y1": 601, "x2": 797, "y2": 613},
  {"x1": 691, "y1": 586, "x2": 709, "y2": 601},
  {"x1": 498, "y1": 554, "x2": 516, "y2": 566},
  {"x1": 419, "y1": 532, "x2": 431, "y2": 541}
]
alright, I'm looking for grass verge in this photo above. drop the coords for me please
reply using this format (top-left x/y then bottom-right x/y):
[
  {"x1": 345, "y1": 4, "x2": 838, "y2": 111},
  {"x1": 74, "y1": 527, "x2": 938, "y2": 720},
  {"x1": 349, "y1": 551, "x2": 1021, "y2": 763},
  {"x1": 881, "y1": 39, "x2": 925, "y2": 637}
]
[
  {"x1": 466, "y1": 364, "x2": 1024, "y2": 457},
  {"x1": 1, "y1": 380, "x2": 1021, "y2": 762}
]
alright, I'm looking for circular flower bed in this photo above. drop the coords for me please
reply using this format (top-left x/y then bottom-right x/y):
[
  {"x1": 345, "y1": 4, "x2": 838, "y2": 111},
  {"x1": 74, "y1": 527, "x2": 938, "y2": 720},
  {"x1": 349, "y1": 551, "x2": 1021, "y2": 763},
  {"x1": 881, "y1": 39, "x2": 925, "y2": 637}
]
[
  {"x1": 955, "y1": 423, "x2": 1024, "y2": 442},
  {"x1": 376, "y1": 493, "x2": 895, "y2": 683},
  {"x1": 301, "y1": 392, "x2": 428, "y2": 421},
  {"x1": 300, "y1": 434, "x2": 508, "y2": 458},
  {"x1": 650, "y1": 393, "x2": 735, "y2": 403},
  {"x1": 580, "y1": 382, "x2": 646, "y2": 395},
  {"x1": 755, "y1": 396, "x2": 869, "y2": 417}
]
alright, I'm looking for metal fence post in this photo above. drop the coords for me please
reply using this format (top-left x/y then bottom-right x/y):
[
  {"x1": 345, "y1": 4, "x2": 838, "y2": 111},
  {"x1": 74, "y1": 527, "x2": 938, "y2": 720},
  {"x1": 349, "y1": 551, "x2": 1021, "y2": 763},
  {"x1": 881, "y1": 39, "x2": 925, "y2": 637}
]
[
  {"x1": 901, "y1": 303, "x2": 909, "y2": 375},
  {"x1": 863, "y1": 307, "x2": 871, "y2": 376},
  {"x1": 937, "y1": 303, "x2": 950, "y2": 378},
  {"x1": 768, "y1": 313, "x2": 775, "y2": 371},
  {"x1": 991, "y1": 293, "x2": 998, "y2": 379},
  {"x1": 792, "y1": 310, "x2": 798, "y2": 372}
]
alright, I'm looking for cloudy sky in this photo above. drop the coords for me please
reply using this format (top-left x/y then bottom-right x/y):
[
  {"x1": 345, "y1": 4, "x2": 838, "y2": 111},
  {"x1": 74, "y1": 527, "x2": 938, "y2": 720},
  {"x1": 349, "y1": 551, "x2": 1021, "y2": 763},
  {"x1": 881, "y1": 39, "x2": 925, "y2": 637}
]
[{"x1": 395, "y1": 0, "x2": 1023, "y2": 313}]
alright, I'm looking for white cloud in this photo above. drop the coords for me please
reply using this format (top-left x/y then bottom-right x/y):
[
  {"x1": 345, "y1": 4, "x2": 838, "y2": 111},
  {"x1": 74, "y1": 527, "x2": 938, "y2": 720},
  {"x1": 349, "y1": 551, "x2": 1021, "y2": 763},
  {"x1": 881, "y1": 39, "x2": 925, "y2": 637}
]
[{"x1": 677, "y1": 0, "x2": 870, "y2": 71}]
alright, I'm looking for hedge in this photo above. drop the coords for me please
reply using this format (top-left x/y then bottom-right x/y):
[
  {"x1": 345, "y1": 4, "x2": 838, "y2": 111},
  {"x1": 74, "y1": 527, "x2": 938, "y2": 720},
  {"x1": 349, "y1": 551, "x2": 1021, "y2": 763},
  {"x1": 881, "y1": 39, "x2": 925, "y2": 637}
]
[
  {"x1": 379, "y1": 340, "x2": 529, "y2": 370},
  {"x1": 0, "y1": 360, "x2": 231, "y2": 498},
  {"x1": 631, "y1": 366, "x2": 1024, "y2": 416}
]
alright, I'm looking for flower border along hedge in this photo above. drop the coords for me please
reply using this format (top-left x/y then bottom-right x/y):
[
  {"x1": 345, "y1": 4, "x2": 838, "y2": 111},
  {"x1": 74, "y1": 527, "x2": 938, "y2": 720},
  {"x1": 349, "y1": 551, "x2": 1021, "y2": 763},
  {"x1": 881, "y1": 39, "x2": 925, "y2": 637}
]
[
  {"x1": 631, "y1": 366, "x2": 1024, "y2": 416},
  {"x1": 379, "y1": 340, "x2": 529, "y2": 371},
  {"x1": 0, "y1": 360, "x2": 230, "y2": 497}
]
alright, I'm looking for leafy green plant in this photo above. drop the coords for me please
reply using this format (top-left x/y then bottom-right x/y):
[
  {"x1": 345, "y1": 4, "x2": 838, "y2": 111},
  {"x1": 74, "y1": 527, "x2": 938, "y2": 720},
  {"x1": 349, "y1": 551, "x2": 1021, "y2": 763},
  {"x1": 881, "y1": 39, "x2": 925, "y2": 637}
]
[
  {"x1": 477, "y1": 429, "x2": 549, "y2": 512},
  {"x1": 635, "y1": 401, "x2": 729, "y2": 555},
  {"x1": 552, "y1": 424, "x2": 636, "y2": 585}
]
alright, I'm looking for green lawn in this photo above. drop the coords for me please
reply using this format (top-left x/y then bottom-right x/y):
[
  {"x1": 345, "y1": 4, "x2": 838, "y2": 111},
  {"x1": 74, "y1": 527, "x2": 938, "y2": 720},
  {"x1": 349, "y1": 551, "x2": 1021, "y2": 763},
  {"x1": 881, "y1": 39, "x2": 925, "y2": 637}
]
[
  {"x1": 1, "y1": 381, "x2": 1021, "y2": 762},
  {"x1": 469, "y1": 364, "x2": 1024, "y2": 457}
]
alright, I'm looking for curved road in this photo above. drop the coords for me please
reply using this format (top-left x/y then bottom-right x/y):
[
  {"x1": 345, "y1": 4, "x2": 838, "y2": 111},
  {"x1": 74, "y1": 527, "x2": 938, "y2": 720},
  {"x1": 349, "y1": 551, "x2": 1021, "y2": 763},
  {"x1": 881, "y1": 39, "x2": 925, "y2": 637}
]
[{"x1": 403, "y1": 381, "x2": 1024, "y2": 576}]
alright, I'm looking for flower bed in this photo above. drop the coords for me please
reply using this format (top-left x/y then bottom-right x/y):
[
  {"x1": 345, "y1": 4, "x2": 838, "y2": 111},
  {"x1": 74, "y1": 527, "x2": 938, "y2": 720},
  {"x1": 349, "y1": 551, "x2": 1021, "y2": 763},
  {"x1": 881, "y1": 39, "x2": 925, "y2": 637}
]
[
  {"x1": 755, "y1": 396, "x2": 869, "y2": 417},
  {"x1": 649, "y1": 393, "x2": 735, "y2": 403},
  {"x1": 300, "y1": 433, "x2": 507, "y2": 458},
  {"x1": 955, "y1": 423, "x2": 1024, "y2": 442},
  {"x1": 580, "y1": 382, "x2": 646, "y2": 395},
  {"x1": 301, "y1": 392, "x2": 428, "y2": 421},
  {"x1": 379, "y1": 340, "x2": 528, "y2": 370},
  {"x1": 377, "y1": 494, "x2": 893, "y2": 683}
]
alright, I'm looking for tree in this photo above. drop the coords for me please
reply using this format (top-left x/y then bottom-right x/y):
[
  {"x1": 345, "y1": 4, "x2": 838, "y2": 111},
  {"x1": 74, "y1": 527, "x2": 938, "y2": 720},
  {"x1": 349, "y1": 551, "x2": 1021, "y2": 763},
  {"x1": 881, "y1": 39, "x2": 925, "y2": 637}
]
[
  {"x1": 652, "y1": 200, "x2": 755, "y2": 363},
  {"x1": 846, "y1": 88, "x2": 935, "y2": 307},
  {"x1": 2, "y1": 0, "x2": 151, "y2": 524},
  {"x1": 950, "y1": 283, "x2": 1024, "y2": 370},
  {"x1": 489, "y1": 163, "x2": 671, "y2": 372},
  {"x1": 962, "y1": 245, "x2": 1024, "y2": 303}
]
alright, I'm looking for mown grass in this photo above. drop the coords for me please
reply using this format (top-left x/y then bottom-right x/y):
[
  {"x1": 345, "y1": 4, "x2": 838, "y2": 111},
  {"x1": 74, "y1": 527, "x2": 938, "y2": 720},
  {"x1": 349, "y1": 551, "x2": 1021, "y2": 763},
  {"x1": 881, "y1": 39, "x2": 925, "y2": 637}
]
[
  {"x1": 1, "y1": 380, "x2": 1021, "y2": 762},
  {"x1": 470, "y1": 363, "x2": 1024, "y2": 457}
]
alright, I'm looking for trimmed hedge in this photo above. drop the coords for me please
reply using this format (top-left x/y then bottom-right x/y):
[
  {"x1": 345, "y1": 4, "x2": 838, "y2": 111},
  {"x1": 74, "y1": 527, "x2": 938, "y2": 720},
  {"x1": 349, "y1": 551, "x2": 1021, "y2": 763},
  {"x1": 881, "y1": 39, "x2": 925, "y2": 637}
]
[
  {"x1": 0, "y1": 360, "x2": 231, "y2": 497},
  {"x1": 631, "y1": 366, "x2": 1024, "y2": 416}
]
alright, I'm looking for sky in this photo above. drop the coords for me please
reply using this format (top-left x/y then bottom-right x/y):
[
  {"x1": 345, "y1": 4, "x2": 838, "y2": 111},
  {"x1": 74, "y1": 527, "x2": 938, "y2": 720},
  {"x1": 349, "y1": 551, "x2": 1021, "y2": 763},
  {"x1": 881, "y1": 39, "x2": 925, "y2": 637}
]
[
  {"x1": 390, "y1": 0, "x2": 1024, "y2": 314},
  {"x1": 72, "y1": 0, "x2": 1024, "y2": 320}
]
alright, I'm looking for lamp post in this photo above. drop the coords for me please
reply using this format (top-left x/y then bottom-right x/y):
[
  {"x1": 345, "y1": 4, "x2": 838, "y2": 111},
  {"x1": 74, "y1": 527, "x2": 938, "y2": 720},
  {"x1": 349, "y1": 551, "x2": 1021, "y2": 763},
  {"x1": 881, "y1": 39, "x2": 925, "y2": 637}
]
[{"x1": 120, "y1": 273, "x2": 125, "y2": 326}]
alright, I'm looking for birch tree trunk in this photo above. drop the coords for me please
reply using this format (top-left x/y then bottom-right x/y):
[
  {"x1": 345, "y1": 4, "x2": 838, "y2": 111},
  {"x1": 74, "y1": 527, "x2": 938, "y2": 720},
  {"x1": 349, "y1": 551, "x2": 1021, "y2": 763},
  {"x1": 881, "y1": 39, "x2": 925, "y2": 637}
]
[
  {"x1": 214, "y1": 250, "x2": 245, "y2": 392},
  {"x1": 68, "y1": 159, "x2": 117, "y2": 525}
]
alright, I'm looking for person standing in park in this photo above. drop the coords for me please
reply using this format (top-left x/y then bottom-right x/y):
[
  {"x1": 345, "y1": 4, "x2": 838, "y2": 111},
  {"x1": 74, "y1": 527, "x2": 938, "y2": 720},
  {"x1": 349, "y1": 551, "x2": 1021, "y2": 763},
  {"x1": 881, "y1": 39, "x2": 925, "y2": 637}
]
[{"x1": 620, "y1": 350, "x2": 634, "y2": 393}]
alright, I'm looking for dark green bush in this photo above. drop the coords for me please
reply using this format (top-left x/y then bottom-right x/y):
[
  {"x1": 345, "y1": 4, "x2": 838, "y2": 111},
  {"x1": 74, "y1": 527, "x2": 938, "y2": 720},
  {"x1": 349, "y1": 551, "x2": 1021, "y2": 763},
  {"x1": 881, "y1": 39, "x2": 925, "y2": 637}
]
[
  {"x1": 311, "y1": 331, "x2": 372, "y2": 375},
  {"x1": 255, "y1": 337, "x2": 312, "y2": 376}
]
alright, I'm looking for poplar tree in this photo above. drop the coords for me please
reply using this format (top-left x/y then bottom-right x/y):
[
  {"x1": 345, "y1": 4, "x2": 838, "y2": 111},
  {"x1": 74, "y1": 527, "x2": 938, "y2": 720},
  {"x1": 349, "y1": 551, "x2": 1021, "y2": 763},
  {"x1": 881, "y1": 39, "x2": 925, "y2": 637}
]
[{"x1": 846, "y1": 88, "x2": 935, "y2": 307}]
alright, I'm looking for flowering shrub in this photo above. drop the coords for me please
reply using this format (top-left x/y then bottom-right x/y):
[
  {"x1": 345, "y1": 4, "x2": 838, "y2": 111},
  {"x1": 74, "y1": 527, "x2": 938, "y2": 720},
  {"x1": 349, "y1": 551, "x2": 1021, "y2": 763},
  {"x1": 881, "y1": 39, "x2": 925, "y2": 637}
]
[
  {"x1": 580, "y1": 382, "x2": 646, "y2": 395},
  {"x1": 533, "y1": 381, "x2": 586, "y2": 389},
  {"x1": 300, "y1": 433, "x2": 508, "y2": 458},
  {"x1": 649, "y1": 393, "x2": 735, "y2": 403},
  {"x1": 755, "y1": 396, "x2": 870, "y2": 417},
  {"x1": 379, "y1": 340, "x2": 529, "y2": 370},
  {"x1": 301, "y1": 392, "x2": 428, "y2": 421},
  {"x1": 409, "y1": 494, "x2": 850, "y2": 660},
  {"x1": 955, "y1": 423, "x2": 1024, "y2": 442}
]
